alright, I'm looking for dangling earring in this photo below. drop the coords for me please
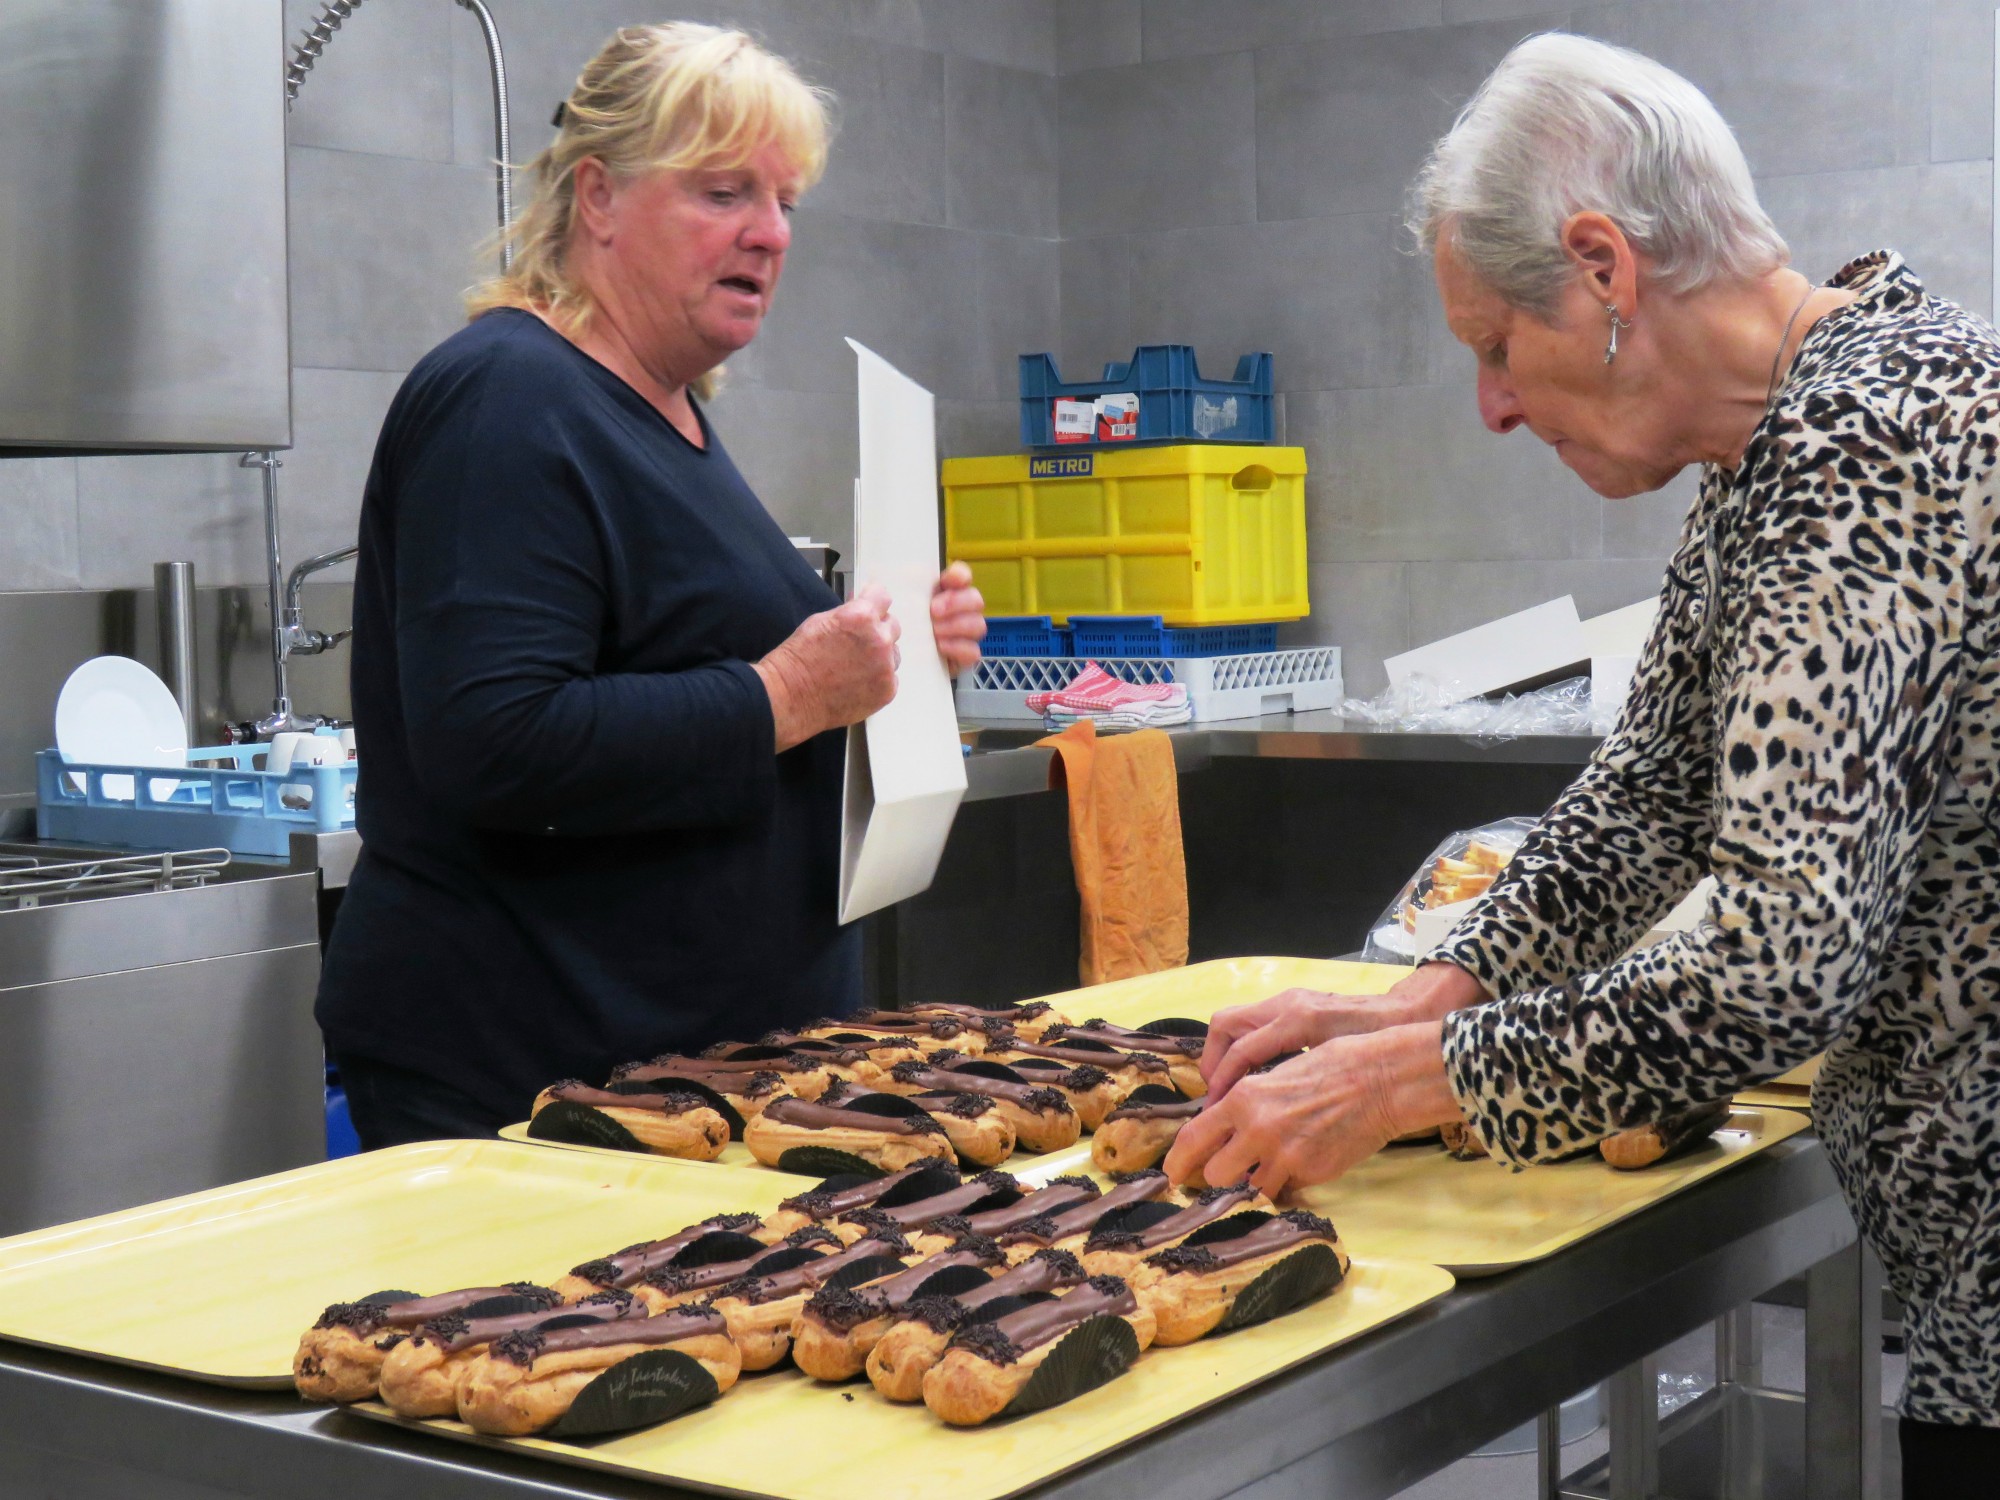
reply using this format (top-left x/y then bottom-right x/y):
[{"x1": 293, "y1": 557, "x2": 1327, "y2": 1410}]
[{"x1": 1603, "y1": 304, "x2": 1633, "y2": 364}]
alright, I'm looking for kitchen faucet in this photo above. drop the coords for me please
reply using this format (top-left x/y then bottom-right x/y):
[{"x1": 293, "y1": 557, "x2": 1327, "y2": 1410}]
[{"x1": 240, "y1": 0, "x2": 513, "y2": 739}]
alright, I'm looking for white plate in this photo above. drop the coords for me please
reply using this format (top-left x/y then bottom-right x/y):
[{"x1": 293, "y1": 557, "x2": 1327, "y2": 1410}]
[
  {"x1": 1368, "y1": 922, "x2": 1417, "y2": 959},
  {"x1": 55, "y1": 656, "x2": 186, "y2": 801}
]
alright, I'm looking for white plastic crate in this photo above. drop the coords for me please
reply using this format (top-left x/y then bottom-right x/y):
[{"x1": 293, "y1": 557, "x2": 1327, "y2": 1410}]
[{"x1": 956, "y1": 647, "x2": 1342, "y2": 724}]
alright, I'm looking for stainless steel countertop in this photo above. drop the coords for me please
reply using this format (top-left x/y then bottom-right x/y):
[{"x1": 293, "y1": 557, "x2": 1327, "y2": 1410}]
[{"x1": 0, "y1": 1135, "x2": 1854, "y2": 1500}]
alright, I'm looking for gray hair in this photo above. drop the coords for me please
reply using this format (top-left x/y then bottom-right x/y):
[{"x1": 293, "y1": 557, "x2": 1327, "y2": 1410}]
[{"x1": 1408, "y1": 33, "x2": 1788, "y2": 316}]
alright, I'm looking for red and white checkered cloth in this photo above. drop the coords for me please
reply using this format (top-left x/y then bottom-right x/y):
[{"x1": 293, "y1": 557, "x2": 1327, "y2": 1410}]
[{"x1": 1026, "y1": 663, "x2": 1191, "y2": 727}]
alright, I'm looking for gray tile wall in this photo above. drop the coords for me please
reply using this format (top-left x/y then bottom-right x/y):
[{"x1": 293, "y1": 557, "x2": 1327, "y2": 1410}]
[
  {"x1": 1059, "y1": 0, "x2": 1995, "y2": 692},
  {"x1": 0, "y1": 0, "x2": 1059, "y2": 593},
  {"x1": 2, "y1": 1, "x2": 1990, "y2": 706}
]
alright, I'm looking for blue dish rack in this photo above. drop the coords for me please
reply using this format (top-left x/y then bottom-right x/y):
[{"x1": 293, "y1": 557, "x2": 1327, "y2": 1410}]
[
  {"x1": 1019, "y1": 344, "x2": 1275, "y2": 449},
  {"x1": 1066, "y1": 616, "x2": 1279, "y2": 658},
  {"x1": 36, "y1": 741, "x2": 357, "y2": 857},
  {"x1": 982, "y1": 615, "x2": 1073, "y2": 657}
]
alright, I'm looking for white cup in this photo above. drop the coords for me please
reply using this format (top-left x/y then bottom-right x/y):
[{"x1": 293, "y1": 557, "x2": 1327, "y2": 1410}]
[{"x1": 266, "y1": 732, "x2": 311, "y2": 775}]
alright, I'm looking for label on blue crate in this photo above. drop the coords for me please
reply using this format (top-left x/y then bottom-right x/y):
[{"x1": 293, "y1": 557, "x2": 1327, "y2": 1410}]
[
  {"x1": 1192, "y1": 393, "x2": 1239, "y2": 439},
  {"x1": 1030, "y1": 454, "x2": 1095, "y2": 478}
]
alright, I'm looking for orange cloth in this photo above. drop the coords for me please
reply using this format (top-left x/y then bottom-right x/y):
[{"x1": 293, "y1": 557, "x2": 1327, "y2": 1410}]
[{"x1": 1035, "y1": 720, "x2": 1189, "y2": 986}]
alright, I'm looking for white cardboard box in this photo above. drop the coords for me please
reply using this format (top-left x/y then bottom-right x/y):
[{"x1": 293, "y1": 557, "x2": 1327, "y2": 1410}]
[
  {"x1": 1383, "y1": 596, "x2": 1588, "y2": 705},
  {"x1": 836, "y1": 340, "x2": 967, "y2": 923}
]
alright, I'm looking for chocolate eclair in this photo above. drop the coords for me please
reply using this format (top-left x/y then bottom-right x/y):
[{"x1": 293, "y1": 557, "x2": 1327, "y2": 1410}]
[
  {"x1": 293, "y1": 1283, "x2": 561, "y2": 1403},
  {"x1": 710, "y1": 1230, "x2": 916, "y2": 1370},
  {"x1": 908, "y1": 1175, "x2": 1100, "y2": 1254},
  {"x1": 611, "y1": 1062, "x2": 790, "y2": 1122},
  {"x1": 641, "y1": 1228, "x2": 843, "y2": 1311},
  {"x1": 995, "y1": 1057, "x2": 1124, "y2": 1129},
  {"x1": 528, "y1": 1080, "x2": 730, "y2": 1160},
  {"x1": 833, "y1": 1171, "x2": 1021, "y2": 1241},
  {"x1": 995, "y1": 1169, "x2": 1176, "y2": 1262},
  {"x1": 1048, "y1": 1019, "x2": 1207, "y2": 1097},
  {"x1": 882, "y1": 1060, "x2": 1081, "y2": 1155},
  {"x1": 1080, "y1": 1182, "x2": 1266, "y2": 1278},
  {"x1": 743, "y1": 1092, "x2": 958, "y2": 1176},
  {"x1": 379, "y1": 1289, "x2": 643, "y2": 1418},
  {"x1": 455, "y1": 1302, "x2": 741, "y2": 1436},
  {"x1": 905, "y1": 1090, "x2": 1018, "y2": 1167},
  {"x1": 617, "y1": 1045, "x2": 858, "y2": 1101},
  {"x1": 922, "y1": 1274, "x2": 1157, "y2": 1426},
  {"x1": 904, "y1": 999, "x2": 1066, "y2": 1043},
  {"x1": 986, "y1": 1036, "x2": 1171, "y2": 1106},
  {"x1": 759, "y1": 1160, "x2": 963, "y2": 1240},
  {"x1": 553, "y1": 1212, "x2": 768, "y2": 1302},
  {"x1": 793, "y1": 1234, "x2": 1007, "y2": 1381},
  {"x1": 804, "y1": 1011, "x2": 981, "y2": 1054},
  {"x1": 865, "y1": 1246, "x2": 1089, "y2": 1401},
  {"x1": 1091, "y1": 1085, "x2": 1203, "y2": 1176},
  {"x1": 1601, "y1": 1100, "x2": 1732, "y2": 1169},
  {"x1": 1137, "y1": 1209, "x2": 1349, "y2": 1345}
]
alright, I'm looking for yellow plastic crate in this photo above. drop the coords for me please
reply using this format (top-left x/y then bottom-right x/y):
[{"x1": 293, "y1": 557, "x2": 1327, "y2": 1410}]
[{"x1": 942, "y1": 444, "x2": 1309, "y2": 626}]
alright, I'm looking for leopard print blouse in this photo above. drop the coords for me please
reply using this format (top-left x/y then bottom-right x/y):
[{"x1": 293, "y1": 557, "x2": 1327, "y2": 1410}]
[{"x1": 1431, "y1": 252, "x2": 2000, "y2": 1427}]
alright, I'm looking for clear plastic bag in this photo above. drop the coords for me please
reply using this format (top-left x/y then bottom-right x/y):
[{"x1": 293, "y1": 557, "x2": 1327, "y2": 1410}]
[
  {"x1": 1360, "y1": 816, "x2": 1539, "y2": 964},
  {"x1": 1338, "y1": 673, "x2": 1596, "y2": 738}
]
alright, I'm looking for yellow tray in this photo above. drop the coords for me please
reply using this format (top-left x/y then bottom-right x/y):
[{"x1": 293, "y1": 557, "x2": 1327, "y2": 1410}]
[
  {"x1": 353, "y1": 1253, "x2": 1451, "y2": 1500},
  {"x1": 1735, "y1": 1054, "x2": 1819, "y2": 1113},
  {"x1": 0, "y1": 1140, "x2": 793, "y2": 1387}
]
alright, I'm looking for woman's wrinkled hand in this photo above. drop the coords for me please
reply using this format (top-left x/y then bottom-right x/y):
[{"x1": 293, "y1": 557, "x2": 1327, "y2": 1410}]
[
  {"x1": 755, "y1": 585, "x2": 900, "y2": 751},
  {"x1": 1167, "y1": 1022, "x2": 1459, "y2": 1200},
  {"x1": 931, "y1": 561, "x2": 986, "y2": 676},
  {"x1": 1201, "y1": 964, "x2": 1490, "y2": 1102}
]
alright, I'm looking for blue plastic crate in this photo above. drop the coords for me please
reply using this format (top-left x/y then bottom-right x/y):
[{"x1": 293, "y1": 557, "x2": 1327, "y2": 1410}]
[
  {"x1": 36, "y1": 739, "x2": 356, "y2": 857},
  {"x1": 1019, "y1": 344, "x2": 1274, "y2": 449},
  {"x1": 1066, "y1": 616, "x2": 1280, "y2": 659},
  {"x1": 981, "y1": 615, "x2": 1073, "y2": 657}
]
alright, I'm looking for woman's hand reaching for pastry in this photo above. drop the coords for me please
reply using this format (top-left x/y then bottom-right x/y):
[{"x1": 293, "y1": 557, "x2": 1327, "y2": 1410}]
[
  {"x1": 1201, "y1": 963, "x2": 1491, "y2": 1101},
  {"x1": 1167, "y1": 1022, "x2": 1461, "y2": 1200}
]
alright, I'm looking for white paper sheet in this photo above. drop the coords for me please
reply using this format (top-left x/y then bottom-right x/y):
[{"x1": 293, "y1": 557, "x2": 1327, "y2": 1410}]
[{"x1": 837, "y1": 340, "x2": 967, "y2": 923}]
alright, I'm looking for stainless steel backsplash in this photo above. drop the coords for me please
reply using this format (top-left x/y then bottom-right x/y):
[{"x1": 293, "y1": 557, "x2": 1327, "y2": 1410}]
[{"x1": 0, "y1": 584, "x2": 354, "y2": 817}]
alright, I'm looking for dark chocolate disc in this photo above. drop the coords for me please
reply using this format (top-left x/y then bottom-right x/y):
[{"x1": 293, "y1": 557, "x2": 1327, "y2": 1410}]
[
  {"x1": 1050, "y1": 1037, "x2": 1119, "y2": 1054},
  {"x1": 839, "y1": 1093, "x2": 930, "y2": 1120},
  {"x1": 1216, "y1": 1243, "x2": 1346, "y2": 1331},
  {"x1": 872, "y1": 1161, "x2": 964, "y2": 1207},
  {"x1": 357, "y1": 1289, "x2": 420, "y2": 1306},
  {"x1": 909, "y1": 1264, "x2": 995, "y2": 1301},
  {"x1": 457, "y1": 1293, "x2": 558, "y2": 1320},
  {"x1": 1091, "y1": 1200, "x2": 1182, "y2": 1236},
  {"x1": 668, "y1": 1231, "x2": 771, "y2": 1268},
  {"x1": 1179, "y1": 1210, "x2": 1275, "y2": 1248},
  {"x1": 949, "y1": 1060, "x2": 1029, "y2": 1084},
  {"x1": 1135, "y1": 1017, "x2": 1209, "y2": 1038},
  {"x1": 744, "y1": 1246, "x2": 828, "y2": 1277},
  {"x1": 775, "y1": 1147, "x2": 887, "y2": 1179},
  {"x1": 1121, "y1": 1083, "x2": 1187, "y2": 1108},
  {"x1": 649, "y1": 1075, "x2": 747, "y2": 1138},
  {"x1": 533, "y1": 1312, "x2": 608, "y2": 1333},
  {"x1": 811, "y1": 1172, "x2": 879, "y2": 1196},
  {"x1": 717, "y1": 1044, "x2": 793, "y2": 1061},
  {"x1": 820, "y1": 1254, "x2": 907, "y2": 1292},
  {"x1": 547, "y1": 1348, "x2": 721, "y2": 1438},
  {"x1": 962, "y1": 1290, "x2": 1057, "y2": 1325},
  {"x1": 1004, "y1": 1314, "x2": 1141, "y2": 1416},
  {"x1": 527, "y1": 1100, "x2": 646, "y2": 1154}
]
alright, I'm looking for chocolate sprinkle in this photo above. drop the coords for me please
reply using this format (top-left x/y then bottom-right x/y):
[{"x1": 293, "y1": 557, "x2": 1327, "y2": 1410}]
[
  {"x1": 570, "y1": 1258, "x2": 620, "y2": 1286},
  {"x1": 1061, "y1": 1064, "x2": 1111, "y2": 1089},
  {"x1": 1083, "y1": 1229, "x2": 1143, "y2": 1252},
  {"x1": 313, "y1": 1301, "x2": 386, "y2": 1333},
  {"x1": 1194, "y1": 1185, "x2": 1246, "y2": 1205},
  {"x1": 581, "y1": 1288, "x2": 637, "y2": 1309},
  {"x1": 490, "y1": 1329, "x2": 546, "y2": 1366},
  {"x1": 1031, "y1": 1248, "x2": 1087, "y2": 1277},
  {"x1": 1047, "y1": 1176, "x2": 1097, "y2": 1194},
  {"x1": 887, "y1": 1059, "x2": 930, "y2": 1086},
  {"x1": 1022, "y1": 1086, "x2": 1074, "y2": 1115},
  {"x1": 840, "y1": 1207, "x2": 899, "y2": 1236},
  {"x1": 925, "y1": 1213, "x2": 973, "y2": 1237},
  {"x1": 1085, "y1": 1274, "x2": 1130, "y2": 1297},
  {"x1": 785, "y1": 1226, "x2": 844, "y2": 1249},
  {"x1": 948, "y1": 1320, "x2": 1022, "y2": 1366},
  {"x1": 1106, "y1": 1167, "x2": 1168, "y2": 1187},
  {"x1": 1279, "y1": 1209, "x2": 1339, "y2": 1239},
  {"x1": 1147, "y1": 1244, "x2": 1220, "y2": 1275},
  {"x1": 420, "y1": 1312, "x2": 470, "y2": 1341},
  {"x1": 1010, "y1": 1214, "x2": 1059, "y2": 1241},
  {"x1": 945, "y1": 1232, "x2": 1006, "y2": 1262},
  {"x1": 903, "y1": 1295, "x2": 971, "y2": 1334},
  {"x1": 803, "y1": 1284, "x2": 882, "y2": 1333},
  {"x1": 929, "y1": 1091, "x2": 994, "y2": 1120},
  {"x1": 778, "y1": 1189, "x2": 838, "y2": 1218}
]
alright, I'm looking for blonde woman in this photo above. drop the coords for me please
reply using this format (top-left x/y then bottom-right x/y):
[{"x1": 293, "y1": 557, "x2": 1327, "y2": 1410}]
[
  {"x1": 317, "y1": 25, "x2": 985, "y2": 1147},
  {"x1": 1174, "y1": 34, "x2": 2000, "y2": 1493}
]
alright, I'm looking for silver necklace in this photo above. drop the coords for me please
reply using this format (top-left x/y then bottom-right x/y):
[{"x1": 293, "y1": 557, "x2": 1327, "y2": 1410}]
[{"x1": 1765, "y1": 284, "x2": 1817, "y2": 406}]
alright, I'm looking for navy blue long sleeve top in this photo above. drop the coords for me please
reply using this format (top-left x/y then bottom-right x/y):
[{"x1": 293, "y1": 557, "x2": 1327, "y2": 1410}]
[{"x1": 315, "y1": 309, "x2": 859, "y2": 1125}]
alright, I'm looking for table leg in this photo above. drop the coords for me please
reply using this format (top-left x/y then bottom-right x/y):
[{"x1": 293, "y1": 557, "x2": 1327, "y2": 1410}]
[
  {"x1": 1537, "y1": 1405, "x2": 1563, "y2": 1500},
  {"x1": 1607, "y1": 1355, "x2": 1659, "y2": 1500},
  {"x1": 1805, "y1": 1241, "x2": 1883, "y2": 1500}
]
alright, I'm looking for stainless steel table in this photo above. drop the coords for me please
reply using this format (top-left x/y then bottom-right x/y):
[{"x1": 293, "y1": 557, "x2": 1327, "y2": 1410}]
[{"x1": 0, "y1": 1135, "x2": 1871, "y2": 1500}]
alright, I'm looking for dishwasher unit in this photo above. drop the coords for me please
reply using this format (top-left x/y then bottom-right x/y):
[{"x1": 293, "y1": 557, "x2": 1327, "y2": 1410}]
[{"x1": 0, "y1": 845, "x2": 324, "y2": 1236}]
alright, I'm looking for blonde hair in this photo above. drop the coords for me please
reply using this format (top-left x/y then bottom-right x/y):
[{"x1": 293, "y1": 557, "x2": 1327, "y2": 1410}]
[{"x1": 466, "y1": 23, "x2": 832, "y2": 399}]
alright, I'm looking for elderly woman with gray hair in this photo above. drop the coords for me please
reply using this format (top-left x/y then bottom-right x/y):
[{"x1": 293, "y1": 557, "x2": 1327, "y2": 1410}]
[{"x1": 1171, "y1": 32, "x2": 2000, "y2": 1488}]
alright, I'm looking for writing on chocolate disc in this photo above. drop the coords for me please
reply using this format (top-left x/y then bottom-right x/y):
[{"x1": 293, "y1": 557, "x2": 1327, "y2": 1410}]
[{"x1": 547, "y1": 1349, "x2": 721, "y2": 1439}]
